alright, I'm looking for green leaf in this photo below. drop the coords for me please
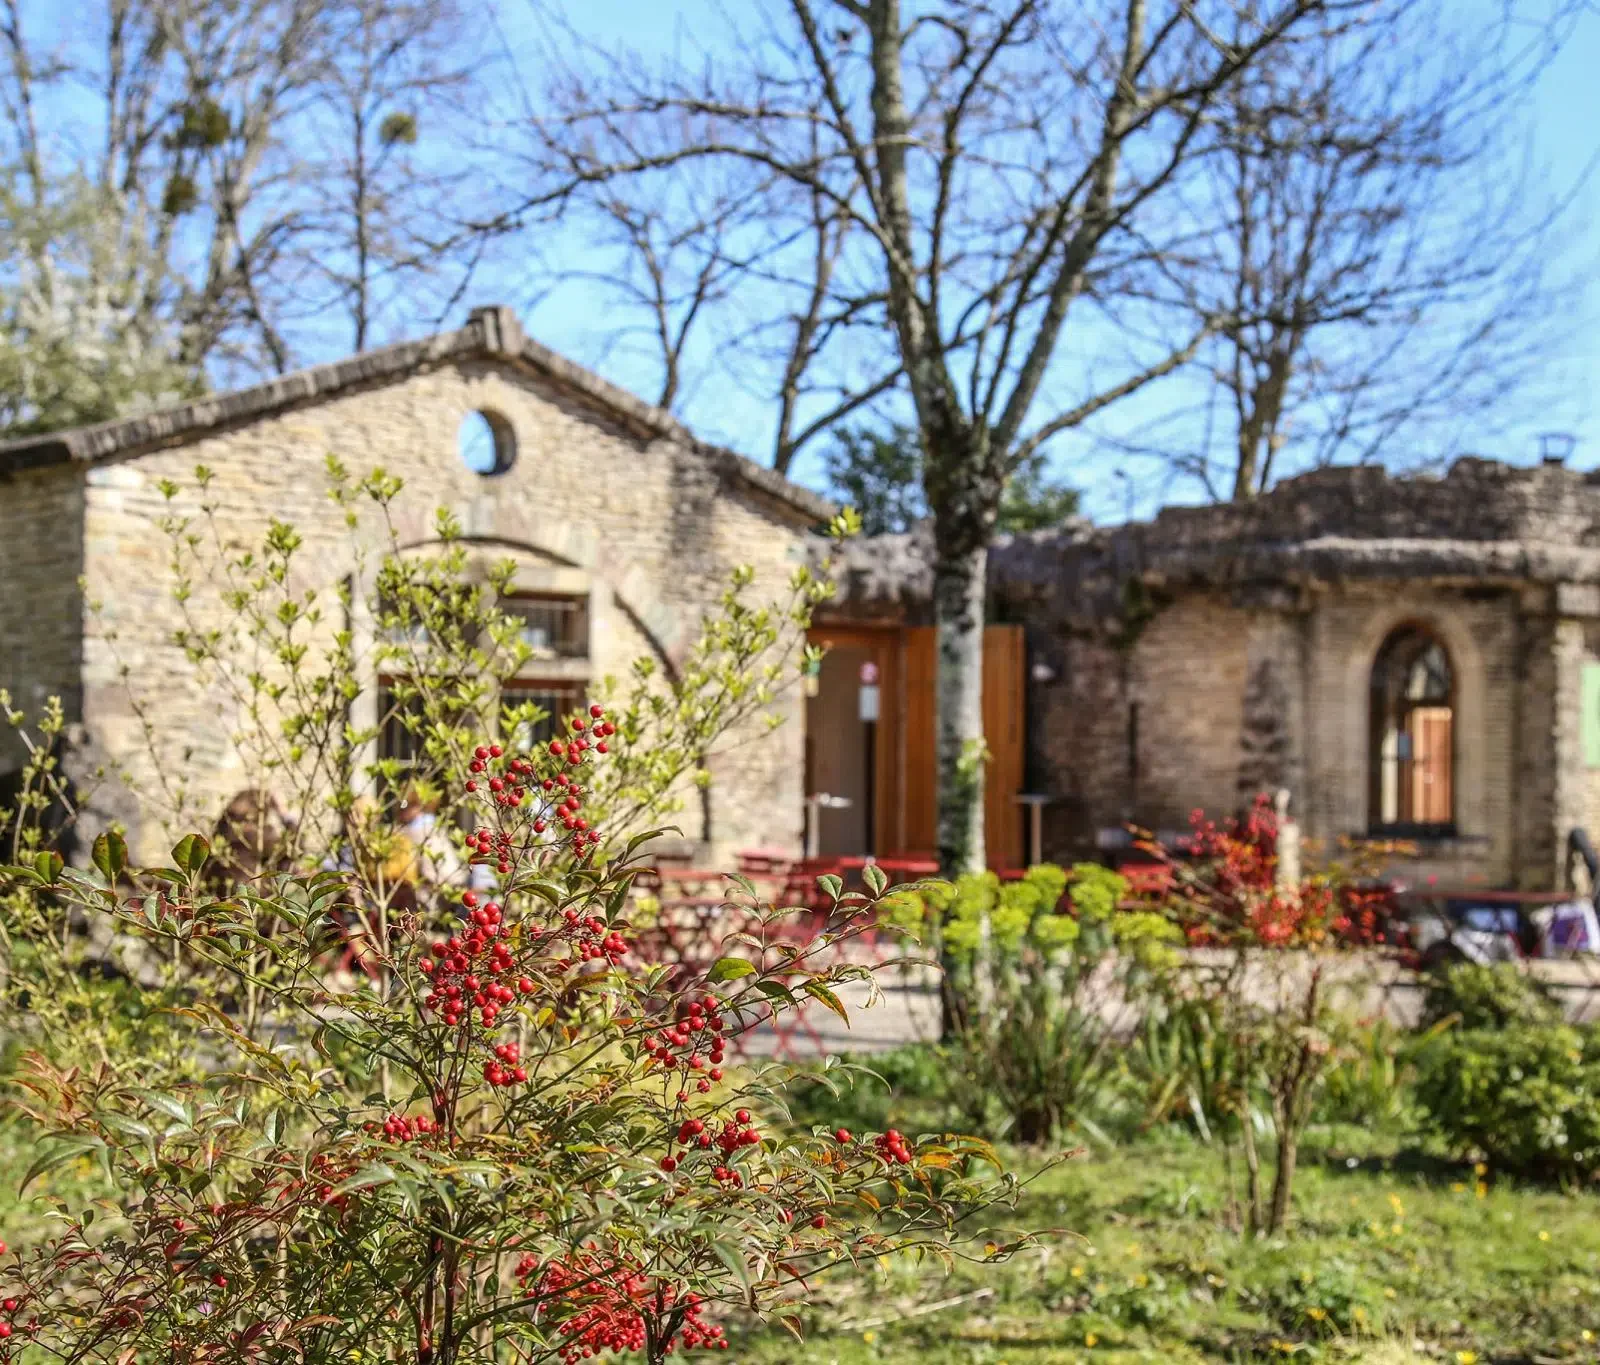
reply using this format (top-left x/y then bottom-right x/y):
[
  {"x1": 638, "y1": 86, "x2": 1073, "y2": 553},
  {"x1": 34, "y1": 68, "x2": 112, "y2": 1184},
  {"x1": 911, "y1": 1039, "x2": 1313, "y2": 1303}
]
[
  {"x1": 817, "y1": 874, "x2": 843, "y2": 902},
  {"x1": 33, "y1": 849, "x2": 62, "y2": 884},
  {"x1": 707, "y1": 956, "x2": 756, "y2": 983},
  {"x1": 802, "y1": 980, "x2": 850, "y2": 1027},
  {"x1": 132, "y1": 1090, "x2": 193, "y2": 1126},
  {"x1": 708, "y1": 1237, "x2": 752, "y2": 1293},
  {"x1": 92, "y1": 830, "x2": 128, "y2": 883},
  {"x1": 754, "y1": 980, "x2": 797, "y2": 1007},
  {"x1": 20, "y1": 1137, "x2": 101, "y2": 1193},
  {"x1": 335, "y1": 1163, "x2": 398, "y2": 1195},
  {"x1": 172, "y1": 834, "x2": 210, "y2": 875},
  {"x1": 862, "y1": 863, "x2": 888, "y2": 897},
  {"x1": 98, "y1": 1113, "x2": 156, "y2": 1142}
]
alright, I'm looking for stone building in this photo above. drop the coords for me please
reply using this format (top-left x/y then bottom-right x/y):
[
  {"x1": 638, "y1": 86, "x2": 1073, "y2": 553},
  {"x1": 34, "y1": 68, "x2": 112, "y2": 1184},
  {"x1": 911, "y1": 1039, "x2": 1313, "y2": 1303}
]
[
  {"x1": 0, "y1": 305, "x2": 829, "y2": 866},
  {"x1": 822, "y1": 457, "x2": 1600, "y2": 891}
]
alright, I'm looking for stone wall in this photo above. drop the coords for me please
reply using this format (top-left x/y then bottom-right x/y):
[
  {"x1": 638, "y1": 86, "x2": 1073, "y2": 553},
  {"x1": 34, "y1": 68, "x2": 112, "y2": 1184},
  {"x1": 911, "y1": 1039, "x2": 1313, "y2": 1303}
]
[
  {"x1": 0, "y1": 464, "x2": 85, "y2": 774},
  {"x1": 69, "y1": 355, "x2": 812, "y2": 865},
  {"x1": 836, "y1": 459, "x2": 1600, "y2": 889}
]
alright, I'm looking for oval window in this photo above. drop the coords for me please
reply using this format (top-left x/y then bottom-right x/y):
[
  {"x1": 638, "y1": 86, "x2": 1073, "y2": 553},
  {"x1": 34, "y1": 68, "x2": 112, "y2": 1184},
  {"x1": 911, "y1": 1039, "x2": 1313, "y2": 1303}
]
[{"x1": 458, "y1": 409, "x2": 515, "y2": 475}]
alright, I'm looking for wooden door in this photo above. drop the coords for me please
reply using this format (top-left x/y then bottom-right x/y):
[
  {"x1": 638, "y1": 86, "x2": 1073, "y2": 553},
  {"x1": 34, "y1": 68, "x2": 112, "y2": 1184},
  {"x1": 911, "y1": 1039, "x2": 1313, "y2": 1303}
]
[
  {"x1": 804, "y1": 626, "x2": 903, "y2": 856},
  {"x1": 900, "y1": 625, "x2": 1026, "y2": 869},
  {"x1": 1409, "y1": 706, "x2": 1453, "y2": 824}
]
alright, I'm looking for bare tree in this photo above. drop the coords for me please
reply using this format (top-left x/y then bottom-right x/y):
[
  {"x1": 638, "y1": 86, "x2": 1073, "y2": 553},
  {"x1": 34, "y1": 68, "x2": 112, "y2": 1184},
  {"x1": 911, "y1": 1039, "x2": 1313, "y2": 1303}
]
[
  {"x1": 295, "y1": 0, "x2": 487, "y2": 353},
  {"x1": 1104, "y1": 0, "x2": 1588, "y2": 502},
  {"x1": 512, "y1": 0, "x2": 1356, "y2": 873},
  {"x1": 505, "y1": 62, "x2": 900, "y2": 472},
  {"x1": 0, "y1": 0, "x2": 493, "y2": 423}
]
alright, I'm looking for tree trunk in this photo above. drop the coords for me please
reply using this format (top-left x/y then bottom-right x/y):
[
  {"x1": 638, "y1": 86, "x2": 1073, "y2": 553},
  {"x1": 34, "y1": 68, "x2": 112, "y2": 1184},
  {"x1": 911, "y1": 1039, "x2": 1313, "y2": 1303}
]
[
  {"x1": 933, "y1": 542, "x2": 987, "y2": 876},
  {"x1": 1267, "y1": 1116, "x2": 1298, "y2": 1236}
]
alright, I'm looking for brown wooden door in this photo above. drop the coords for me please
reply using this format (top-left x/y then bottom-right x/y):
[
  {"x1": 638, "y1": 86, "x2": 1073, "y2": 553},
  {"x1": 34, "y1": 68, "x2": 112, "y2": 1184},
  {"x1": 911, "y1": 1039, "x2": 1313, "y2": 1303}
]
[
  {"x1": 899, "y1": 625, "x2": 1026, "y2": 870},
  {"x1": 804, "y1": 626, "x2": 903, "y2": 856},
  {"x1": 1409, "y1": 706, "x2": 1453, "y2": 824}
]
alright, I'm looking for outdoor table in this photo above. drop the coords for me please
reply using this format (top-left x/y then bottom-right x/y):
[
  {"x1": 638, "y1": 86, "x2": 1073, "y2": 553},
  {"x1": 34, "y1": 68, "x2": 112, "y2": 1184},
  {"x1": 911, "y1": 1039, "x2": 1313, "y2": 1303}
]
[{"x1": 1015, "y1": 793, "x2": 1053, "y2": 867}]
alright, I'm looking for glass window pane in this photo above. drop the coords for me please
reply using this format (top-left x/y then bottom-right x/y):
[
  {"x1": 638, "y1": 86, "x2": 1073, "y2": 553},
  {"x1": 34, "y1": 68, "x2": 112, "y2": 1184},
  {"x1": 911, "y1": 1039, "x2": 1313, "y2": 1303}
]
[
  {"x1": 501, "y1": 682, "x2": 585, "y2": 749},
  {"x1": 503, "y1": 594, "x2": 588, "y2": 659}
]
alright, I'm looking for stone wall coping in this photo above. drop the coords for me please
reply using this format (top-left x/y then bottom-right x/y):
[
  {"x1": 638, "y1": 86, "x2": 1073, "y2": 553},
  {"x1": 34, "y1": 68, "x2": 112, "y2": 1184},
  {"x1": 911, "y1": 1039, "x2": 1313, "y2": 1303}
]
[{"x1": 0, "y1": 305, "x2": 836, "y2": 529}]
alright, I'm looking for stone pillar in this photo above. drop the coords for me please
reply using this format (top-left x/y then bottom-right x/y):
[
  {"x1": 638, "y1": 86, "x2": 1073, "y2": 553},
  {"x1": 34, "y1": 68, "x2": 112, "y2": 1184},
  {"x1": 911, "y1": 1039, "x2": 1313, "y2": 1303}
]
[
  {"x1": 1274, "y1": 787, "x2": 1301, "y2": 892},
  {"x1": 1515, "y1": 585, "x2": 1592, "y2": 890}
]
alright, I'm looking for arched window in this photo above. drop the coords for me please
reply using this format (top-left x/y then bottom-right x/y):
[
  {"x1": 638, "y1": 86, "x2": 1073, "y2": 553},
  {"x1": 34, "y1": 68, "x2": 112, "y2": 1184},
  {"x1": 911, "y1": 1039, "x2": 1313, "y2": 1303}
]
[{"x1": 1369, "y1": 625, "x2": 1455, "y2": 833}]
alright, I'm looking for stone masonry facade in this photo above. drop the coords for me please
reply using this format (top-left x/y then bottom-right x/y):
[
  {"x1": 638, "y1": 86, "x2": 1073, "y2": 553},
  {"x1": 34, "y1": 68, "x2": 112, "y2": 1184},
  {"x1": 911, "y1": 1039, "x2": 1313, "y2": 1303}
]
[
  {"x1": 835, "y1": 458, "x2": 1600, "y2": 892},
  {"x1": 0, "y1": 306, "x2": 828, "y2": 867}
]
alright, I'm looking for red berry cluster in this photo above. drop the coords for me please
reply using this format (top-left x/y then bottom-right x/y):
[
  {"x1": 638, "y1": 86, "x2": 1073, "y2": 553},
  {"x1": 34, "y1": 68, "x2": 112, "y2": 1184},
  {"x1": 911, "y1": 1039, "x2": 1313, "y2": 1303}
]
[
  {"x1": 484, "y1": 1040, "x2": 527, "y2": 1088},
  {"x1": 554, "y1": 908, "x2": 628, "y2": 971},
  {"x1": 516, "y1": 1250, "x2": 726, "y2": 1360},
  {"x1": 309, "y1": 1151, "x2": 357, "y2": 1211},
  {"x1": 660, "y1": 1110, "x2": 762, "y2": 1189},
  {"x1": 538, "y1": 772, "x2": 591, "y2": 843},
  {"x1": 527, "y1": 705, "x2": 612, "y2": 855},
  {"x1": 467, "y1": 820, "x2": 515, "y2": 875},
  {"x1": 461, "y1": 704, "x2": 612, "y2": 858},
  {"x1": 379, "y1": 1112, "x2": 437, "y2": 1143},
  {"x1": 641, "y1": 996, "x2": 726, "y2": 1093},
  {"x1": 464, "y1": 742, "x2": 531, "y2": 809},
  {"x1": 873, "y1": 1128, "x2": 913, "y2": 1166},
  {"x1": 418, "y1": 897, "x2": 529, "y2": 1029},
  {"x1": 0, "y1": 1261, "x2": 21, "y2": 1344}
]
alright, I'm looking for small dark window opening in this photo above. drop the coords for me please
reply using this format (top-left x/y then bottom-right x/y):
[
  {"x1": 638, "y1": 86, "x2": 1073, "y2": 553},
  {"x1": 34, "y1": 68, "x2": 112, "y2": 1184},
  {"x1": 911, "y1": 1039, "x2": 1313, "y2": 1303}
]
[
  {"x1": 502, "y1": 593, "x2": 589, "y2": 660},
  {"x1": 1369, "y1": 626, "x2": 1455, "y2": 835},
  {"x1": 376, "y1": 678, "x2": 427, "y2": 811}
]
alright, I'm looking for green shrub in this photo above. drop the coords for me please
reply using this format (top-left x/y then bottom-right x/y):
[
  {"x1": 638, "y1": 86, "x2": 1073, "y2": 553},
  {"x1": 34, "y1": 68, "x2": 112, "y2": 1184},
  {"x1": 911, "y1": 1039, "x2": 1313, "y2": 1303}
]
[
  {"x1": 1313, "y1": 1016, "x2": 1444, "y2": 1136},
  {"x1": 783, "y1": 1042, "x2": 965, "y2": 1135},
  {"x1": 1414, "y1": 1021, "x2": 1600, "y2": 1178},
  {"x1": 1420, "y1": 961, "x2": 1561, "y2": 1031},
  {"x1": 890, "y1": 863, "x2": 1180, "y2": 1145}
]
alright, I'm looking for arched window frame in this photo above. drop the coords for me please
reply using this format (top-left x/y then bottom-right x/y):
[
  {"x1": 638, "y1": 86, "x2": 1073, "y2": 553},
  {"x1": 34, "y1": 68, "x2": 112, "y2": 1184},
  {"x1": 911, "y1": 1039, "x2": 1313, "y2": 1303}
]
[{"x1": 1368, "y1": 622, "x2": 1456, "y2": 836}]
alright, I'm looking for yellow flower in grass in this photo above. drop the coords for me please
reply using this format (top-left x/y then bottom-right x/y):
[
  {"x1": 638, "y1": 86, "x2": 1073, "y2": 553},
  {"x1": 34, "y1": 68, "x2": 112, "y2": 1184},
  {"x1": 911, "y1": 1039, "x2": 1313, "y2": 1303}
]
[
  {"x1": 1307, "y1": 1306, "x2": 1327, "y2": 1322},
  {"x1": 862, "y1": 1330, "x2": 878, "y2": 1345},
  {"x1": 1084, "y1": 1332, "x2": 1098, "y2": 1348},
  {"x1": 1582, "y1": 1329, "x2": 1595, "y2": 1343},
  {"x1": 1538, "y1": 1229, "x2": 1551, "y2": 1241},
  {"x1": 1473, "y1": 1162, "x2": 1487, "y2": 1176},
  {"x1": 1450, "y1": 1182, "x2": 1466, "y2": 1193},
  {"x1": 1456, "y1": 1352, "x2": 1478, "y2": 1365},
  {"x1": 1070, "y1": 1264, "x2": 1085, "y2": 1278}
]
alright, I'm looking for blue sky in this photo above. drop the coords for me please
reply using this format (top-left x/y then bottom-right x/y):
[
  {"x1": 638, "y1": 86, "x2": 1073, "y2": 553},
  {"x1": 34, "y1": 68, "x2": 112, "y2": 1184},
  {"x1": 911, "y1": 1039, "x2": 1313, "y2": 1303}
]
[
  {"x1": 470, "y1": 0, "x2": 1600, "y2": 523},
  {"x1": 18, "y1": 0, "x2": 1600, "y2": 524}
]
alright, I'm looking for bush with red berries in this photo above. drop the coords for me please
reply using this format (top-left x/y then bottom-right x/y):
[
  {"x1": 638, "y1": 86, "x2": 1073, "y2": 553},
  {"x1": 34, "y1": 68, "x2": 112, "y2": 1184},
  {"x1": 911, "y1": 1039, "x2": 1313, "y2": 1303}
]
[{"x1": 0, "y1": 707, "x2": 1027, "y2": 1364}]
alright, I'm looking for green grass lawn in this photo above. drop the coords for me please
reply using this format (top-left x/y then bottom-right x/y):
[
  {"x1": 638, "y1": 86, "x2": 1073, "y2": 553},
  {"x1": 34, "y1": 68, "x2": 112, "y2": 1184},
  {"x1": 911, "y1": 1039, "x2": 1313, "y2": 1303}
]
[
  {"x1": 729, "y1": 1129, "x2": 1600, "y2": 1365},
  {"x1": 0, "y1": 1109, "x2": 1593, "y2": 1365}
]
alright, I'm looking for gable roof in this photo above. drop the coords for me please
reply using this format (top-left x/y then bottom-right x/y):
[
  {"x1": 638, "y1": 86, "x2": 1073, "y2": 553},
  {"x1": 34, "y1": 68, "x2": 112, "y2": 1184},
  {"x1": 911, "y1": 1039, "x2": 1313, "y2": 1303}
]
[{"x1": 0, "y1": 305, "x2": 833, "y2": 526}]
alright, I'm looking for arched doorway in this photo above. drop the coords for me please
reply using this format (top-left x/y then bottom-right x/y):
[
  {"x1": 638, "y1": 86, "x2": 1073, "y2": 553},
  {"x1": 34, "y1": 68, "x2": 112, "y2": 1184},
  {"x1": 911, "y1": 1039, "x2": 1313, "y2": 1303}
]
[{"x1": 1369, "y1": 624, "x2": 1455, "y2": 833}]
